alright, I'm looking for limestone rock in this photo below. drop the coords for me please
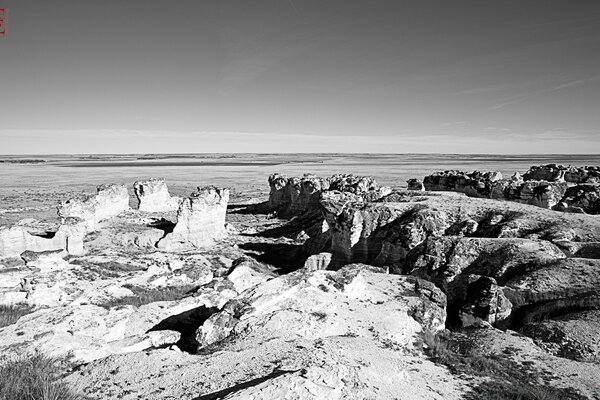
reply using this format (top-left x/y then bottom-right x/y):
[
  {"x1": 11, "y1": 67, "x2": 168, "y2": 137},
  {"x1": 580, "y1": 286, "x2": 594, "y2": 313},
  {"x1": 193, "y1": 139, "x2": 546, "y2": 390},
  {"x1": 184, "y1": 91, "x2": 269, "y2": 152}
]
[
  {"x1": 133, "y1": 178, "x2": 180, "y2": 212},
  {"x1": 157, "y1": 187, "x2": 229, "y2": 250},
  {"x1": 523, "y1": 164, "x2": 600, "y2": 184},
  {"x1": 197, "y1": 264, "x2": 447, "y2": 350},
  {"x1": 517, "y1": 180, "x2": 567, "y2": 209},
  {"x1": 226, "y1": 257, "x2": 276, "y2": 293},
  {"x1": 303, "y1": 252, "x2": 333, "y2": 271},
  {"x1": 458, "y1": 275, "x2": 512, "y2": 327},
  {"x1": 423, "y1": 170, "x2": 502, "y2": 197},
  {"x1": 267, "y1": 173, "x2": 390, "y2": 218},
  {"x1": 407, "y1": 178, "x2": 425, "y2": 191},
  {"x1": 557, "y1": 184, "x2": 600, "y2": 214},
  {"x1": 58, "y1": 184, "x2": 130, "y2": 231},
  {"x1": 0, "y1": 295, "x2": 220, "y2": 363},
  {"x1": 0, "y1": 226, "x2": 66, "y2": 258}
]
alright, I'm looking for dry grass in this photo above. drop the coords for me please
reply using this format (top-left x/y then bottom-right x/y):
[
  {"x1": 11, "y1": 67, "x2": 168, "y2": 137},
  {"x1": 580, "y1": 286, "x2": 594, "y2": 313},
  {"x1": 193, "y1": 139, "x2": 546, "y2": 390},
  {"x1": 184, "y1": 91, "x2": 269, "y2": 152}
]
[
  {"x1": 0, "y1": 353, "x2": 82, "y2": 400},
  {"x1": 421, "y1": 331, "x2": 586, "y2": 400},
  {"x1": 0, "y1": 304, "x2": 34, "y2": 328},
  {"x1": 99, "y1": 284, "x2": 197, "y2": 309}
]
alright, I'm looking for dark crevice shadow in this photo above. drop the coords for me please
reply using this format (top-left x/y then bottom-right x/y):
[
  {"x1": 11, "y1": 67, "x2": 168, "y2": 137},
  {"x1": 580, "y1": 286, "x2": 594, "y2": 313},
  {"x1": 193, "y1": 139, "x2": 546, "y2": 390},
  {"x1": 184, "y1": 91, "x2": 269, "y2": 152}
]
[
  {"x1": 237, "y1": 242, "x2": 306, "y2": 274},
  {"x1": 148, "y1": 218, "x2": 176, "y2": 246},
  {"x1": 147, "y1": 305, "x2": 219, "y2": 353},
  {"x1": 227, "y1": 201, "x2": 271, "y2": 215},
  {"x1": 193, "y1": 368, "x2": 300, "y2": 400},
  {"x1": 30, "y1": 231, "x2": 57, "y2": 239},
  {"x1": 147, "y1": 218, "x2": 176, "y2": 234}
]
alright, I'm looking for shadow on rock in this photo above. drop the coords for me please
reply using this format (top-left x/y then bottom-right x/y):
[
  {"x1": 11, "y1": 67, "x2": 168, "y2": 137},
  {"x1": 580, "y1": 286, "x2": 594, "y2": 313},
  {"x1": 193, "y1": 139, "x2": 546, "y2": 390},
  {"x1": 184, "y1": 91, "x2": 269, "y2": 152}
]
[
  {"x1": 147, "y1": 218, "x2": 176, "y2": 236},
  {"x1": 227, "y1": 201, "x2": 271, "y2": 215},
  {"x1": 148, "y1": 305, "x2": 219, "y2": 353},
  {"x1": 193, "y1": 368, "x2": 299, "y2": 400},
  {"x1": 238, "y1": 242, "x2": 306, "y2": 274}
]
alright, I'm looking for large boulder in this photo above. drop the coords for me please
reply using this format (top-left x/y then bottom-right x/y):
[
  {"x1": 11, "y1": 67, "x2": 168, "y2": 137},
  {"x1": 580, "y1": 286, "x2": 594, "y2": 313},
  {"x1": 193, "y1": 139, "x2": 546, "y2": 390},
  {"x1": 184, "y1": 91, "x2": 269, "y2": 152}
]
[
  {"x1": 58, "y1": 184, "x2": 130, "y2": 231},
  {"x1": 133, "y1": 178, "x2": 180, "y2": 212},
  {"x1": 157, "y1": 187, "x2": 229, "y2": 250}
]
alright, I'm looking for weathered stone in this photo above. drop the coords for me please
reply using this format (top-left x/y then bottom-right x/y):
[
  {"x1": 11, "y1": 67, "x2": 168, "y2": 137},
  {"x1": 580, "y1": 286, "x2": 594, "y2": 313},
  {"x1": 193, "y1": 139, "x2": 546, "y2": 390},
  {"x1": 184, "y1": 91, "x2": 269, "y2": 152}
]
[
  {"x1": 557, "y1": 184, "x2": 600, "y2": 214},
  {"x1": 197, "y1": 264, "x2": 447, "y2": 350},
  {"x1": 458, "y1": 275, "x2": 512, "y2": 327},
  {"x1": 157, "y1": 187, "x2": 229, "y2": 250},
  {"x1": 407, "y1": 179, "x2": 425, "y2": 191},
  {"x1": 523, "y1": 164, "x2": 600, "y2": 184},
  {"x1": 133, "y1": 178, "x2": 181, "y2": 212},
  {"x1": 267, "y1": 173, "x2": 390, "y2": 218},
  {"x1": 58, "y1": 184, "x2": 130, "y2": 231},
  {"x1": 226, "y1": 257, "x2": 276, "y2": 293},
  {"x1": 303, "y1": 252, "x2": 333, "y2": 271}
]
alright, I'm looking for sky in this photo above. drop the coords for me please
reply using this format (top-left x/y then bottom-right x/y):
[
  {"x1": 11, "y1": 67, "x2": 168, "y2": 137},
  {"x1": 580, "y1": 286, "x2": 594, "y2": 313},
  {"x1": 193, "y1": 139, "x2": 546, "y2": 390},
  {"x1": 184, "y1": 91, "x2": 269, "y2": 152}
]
[{"x1": 0, "y1": 0, "x2": 599, "y2": 154}]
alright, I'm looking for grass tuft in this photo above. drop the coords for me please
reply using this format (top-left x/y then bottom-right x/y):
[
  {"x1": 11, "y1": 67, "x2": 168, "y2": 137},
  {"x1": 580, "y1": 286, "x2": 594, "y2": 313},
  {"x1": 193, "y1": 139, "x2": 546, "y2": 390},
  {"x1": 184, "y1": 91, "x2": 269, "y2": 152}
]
[
  {"x1": 0, "y1": 304, "x2": 34, "y2": 328},
  {"x1": 0, "y1": 353, "x2": 82, "y2": 400},
  {"x1": 99, "y1": 285, "x2": 197, "y2": 309},
  {"x1": 420, "y1": 331, "x2": 585, "y2": 400}
]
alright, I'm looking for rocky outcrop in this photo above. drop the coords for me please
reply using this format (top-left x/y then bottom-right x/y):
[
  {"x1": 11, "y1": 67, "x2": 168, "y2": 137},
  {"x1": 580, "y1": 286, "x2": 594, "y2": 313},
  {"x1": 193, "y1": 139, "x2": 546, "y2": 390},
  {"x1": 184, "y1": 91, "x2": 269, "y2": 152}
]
[
  {"x1": 423, "y1": 170, "x2": 503, "y2": 197},
  {"x1": 318, "y1": 193, "x2": 449, "y2": 270},
  {"x1": 523, "y1": 164, "x2": 600, "y2": 184},
  {"x1": 420, "y1": 166, "x2": 600, "y2": 214},
  {"x1": 268, "y1": 173, "x2": 391, "y2": 218},
  {"x1": 458, "y1": 275, "x2": 512, "y2": 327},
  {"x1": 226, "y1": 257, "x2": 276, "y2": 293},
  {"x1": 555, "y1": 184, "x2": 600, "y2": 214},
  {"x1": 157, "y1": 187, "x2": 229, "y2": 250},
  {"x1": 133, "y1": 178, "x2": 180, "y2": 212},
  {"x1": 58, "y1": 184, "x2": 130, "y2": 231},
  {"x1": 68, "y1": 266, "x2": 464, "y2": 400},
  {"x1": 407, "y1": 179, "x2": 425, "y2": 191},
  {"x1": 0, "y1": 218, "x2": 87, "y2": 258},
  {"x1": 0, "y1": 297, "x2": 217, "y2": 363},
  {"x1": 197, "y1": 264, "x2": 447, "y2": 350},
  {"x1": 303, "y1": 252, "x2": 333, "y2": 271}
]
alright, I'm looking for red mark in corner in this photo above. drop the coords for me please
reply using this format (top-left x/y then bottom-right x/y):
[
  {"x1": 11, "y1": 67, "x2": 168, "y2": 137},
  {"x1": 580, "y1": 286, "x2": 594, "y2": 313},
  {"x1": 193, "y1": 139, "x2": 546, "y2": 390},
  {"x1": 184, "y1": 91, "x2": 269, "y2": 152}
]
[{"x1": 0, "y1": 8, "x2": 8, "y2": 36}]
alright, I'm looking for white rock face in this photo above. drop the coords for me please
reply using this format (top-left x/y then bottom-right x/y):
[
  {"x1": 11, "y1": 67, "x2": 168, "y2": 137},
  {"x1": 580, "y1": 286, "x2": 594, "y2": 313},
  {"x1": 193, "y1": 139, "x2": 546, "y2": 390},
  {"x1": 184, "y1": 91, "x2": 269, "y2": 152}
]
[
  {"x1": 226, "y1": 258, "x2": 276, "y2": 293},
  {"x1": 58, "y1": 184, "x2": 130, "y2": 231},
  {"x1": 198, "y1": 264, "x2": 446, "y2": 349},
  {"x1": 157, "y1": 187, "x2": 229, "y2": 250},
  {"x1": 133, "y1": 178, "x2": 180, "y2": 212},
  {"x1": 0, "y1": 217, "x2": 86, "y2": 258},
  {"x1": 0, "y1": 296, "x2": 219, "y2": 363},
  {"x1": 303, "y1": 252, "x2": 333, "y2": 271},
  {"x1": 0, "y1": 226, "x2": 66, "y2": 258}
]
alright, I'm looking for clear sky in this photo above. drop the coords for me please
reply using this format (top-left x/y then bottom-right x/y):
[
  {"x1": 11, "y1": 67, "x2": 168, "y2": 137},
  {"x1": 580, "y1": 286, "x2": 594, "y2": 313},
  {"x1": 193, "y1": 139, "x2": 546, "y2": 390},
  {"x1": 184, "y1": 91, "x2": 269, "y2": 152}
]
[{"x1": 1, "y1": 0, "x2": 599, "y2": 154}]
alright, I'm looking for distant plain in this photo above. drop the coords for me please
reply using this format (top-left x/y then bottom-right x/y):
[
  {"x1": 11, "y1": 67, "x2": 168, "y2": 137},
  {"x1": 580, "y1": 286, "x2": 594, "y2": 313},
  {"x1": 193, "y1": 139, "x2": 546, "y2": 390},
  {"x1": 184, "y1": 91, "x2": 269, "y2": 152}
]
[{"x1": 1, "y1": 153, "x2": 599, "y2": 225}]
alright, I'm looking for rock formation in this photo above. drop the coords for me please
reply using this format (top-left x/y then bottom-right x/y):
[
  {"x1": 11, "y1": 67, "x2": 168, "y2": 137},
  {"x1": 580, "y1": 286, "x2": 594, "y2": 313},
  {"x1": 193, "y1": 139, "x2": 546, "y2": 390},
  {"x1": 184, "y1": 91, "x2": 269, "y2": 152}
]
[
  {"x1": 523, "y1": 164, "x2": 600, "y2": 184},
  {"x1": 407, "y1": 178, "x2": 425, "y2": 191},
  {"x1": 197, "y1": 264, "x2": 447, "y2": 350},
  {"x1": 58, "y1": 184, "x2": 130, "y2": 231},
  {"x1": 133, "y1": 178, "x2": 180, "y2": 212},
  {"x1": 0, "y1": 218, "x2": 86, "y2": 258},
  {"x1": 420, "y1": 166, "x2": 600, "y2": 214},
  {"x1": 268, "y1": 173, "x2": 391, "y2": 218},
  {"x1": 157, "y1": 187, "x2": 229, "y2": 250},
  {"x1": 306, "y1": 187, "x2": 600, "y2": 332}
]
